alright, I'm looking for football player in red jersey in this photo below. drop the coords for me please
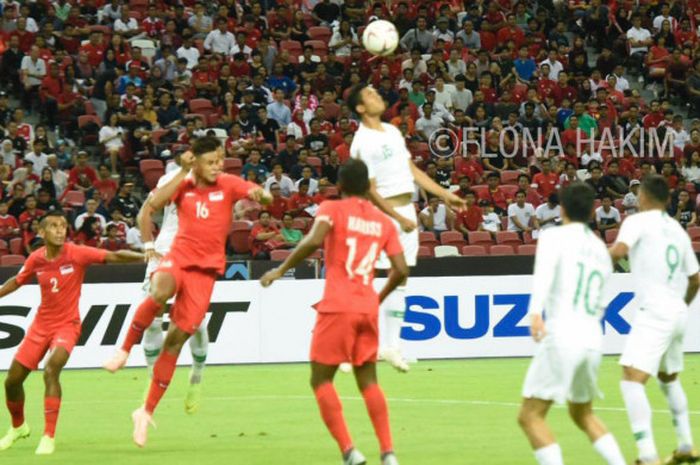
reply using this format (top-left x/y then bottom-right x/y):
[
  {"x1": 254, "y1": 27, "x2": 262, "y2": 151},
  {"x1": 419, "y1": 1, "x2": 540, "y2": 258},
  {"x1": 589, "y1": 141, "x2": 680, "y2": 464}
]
[
  {"x1": 102, "y1": 136, "x2": 270, "y2": 447},
  {"x1": 261, "y1": 159, "x2": 409, "y2": 465},
  {"x1": 0, "y1": 211, "x2": 143, "y2": 455}
]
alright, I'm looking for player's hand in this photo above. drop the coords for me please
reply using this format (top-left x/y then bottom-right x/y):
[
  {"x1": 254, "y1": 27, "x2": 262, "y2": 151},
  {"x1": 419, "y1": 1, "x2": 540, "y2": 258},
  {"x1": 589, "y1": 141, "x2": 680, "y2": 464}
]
[
  {"x1": 530, "y1": 314, "x2": 546, "y2": 342},
  {"x1": 179, "y1": 150, "x2": 195, "y2": 171},
  {"x1": 260, "y1": 267, "x2": 283, "y2": 287},
  {"x1": 398, "y1": 216, "x2": 417, "y2": 233},
  {"x1": 144, "y1": 249, "x2": 162, "y2": 262},
  {"x1": 443, "y1": 193, "x2": 467, "y2": 211}
]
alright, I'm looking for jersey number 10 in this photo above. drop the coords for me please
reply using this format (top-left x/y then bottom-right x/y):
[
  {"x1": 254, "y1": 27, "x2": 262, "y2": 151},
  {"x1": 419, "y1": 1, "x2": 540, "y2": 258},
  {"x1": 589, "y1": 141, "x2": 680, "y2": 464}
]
[
  {"x1": 345, "y1": 237, "x2": 379, "y2": 286},
  {"x1": 573, "y1": 262, "x2": 604, "y2": 316}
]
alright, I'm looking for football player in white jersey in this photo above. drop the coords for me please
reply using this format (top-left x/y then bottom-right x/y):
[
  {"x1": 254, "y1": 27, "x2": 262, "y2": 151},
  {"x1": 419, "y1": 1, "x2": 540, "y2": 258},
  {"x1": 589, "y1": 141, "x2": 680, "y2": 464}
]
[
  {"x1": 137, "y1": 153, "x2": 209, "y2": 414},
  {"x1": 518, "y1": 182, "x2": 626, "y2": 465},
  {"x1": 346, "y1": 84, "x2": 466, "y2": 371},
  {"x1": 610, "y1": 175, "x2": 700, "y2": 465}
]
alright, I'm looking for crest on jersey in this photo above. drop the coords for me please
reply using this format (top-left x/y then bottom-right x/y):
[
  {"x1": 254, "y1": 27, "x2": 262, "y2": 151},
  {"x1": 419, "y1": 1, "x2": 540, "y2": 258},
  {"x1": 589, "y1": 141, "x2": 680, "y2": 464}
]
[
  {"x1": 209, "y1": 191, "x2": 224, "y2": 202},
  {"x1": 60, "y1": 264, "x2": 74, "y2": 275}
]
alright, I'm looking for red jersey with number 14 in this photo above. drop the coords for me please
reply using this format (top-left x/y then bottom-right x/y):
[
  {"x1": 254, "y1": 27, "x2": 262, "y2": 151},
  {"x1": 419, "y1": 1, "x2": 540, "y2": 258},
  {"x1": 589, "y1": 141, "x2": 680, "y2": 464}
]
[
  {"x1": 170, "y1": 173, "x2": 258, "y2": 274},
  {"x1": 315, "y1": 198, "x2": 403, "y2": 314},
  {"x1": 15, "y1": 242, "x2": 107, "y2": 330}
]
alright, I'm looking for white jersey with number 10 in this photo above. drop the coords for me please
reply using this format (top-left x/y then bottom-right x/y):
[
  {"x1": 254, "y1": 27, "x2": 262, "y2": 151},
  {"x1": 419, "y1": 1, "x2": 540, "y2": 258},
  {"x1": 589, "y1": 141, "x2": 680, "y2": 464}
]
[{"x1": 529, "y1": 223, "x2": 613, "y2": 350}]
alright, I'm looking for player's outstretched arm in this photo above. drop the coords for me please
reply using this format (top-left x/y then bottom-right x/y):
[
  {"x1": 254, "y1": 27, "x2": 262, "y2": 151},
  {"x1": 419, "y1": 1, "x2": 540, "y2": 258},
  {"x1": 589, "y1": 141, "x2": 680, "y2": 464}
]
[
  {"x1": 685, "y1": 272, "x2": 700, "y2": 305},
  {"x1": 149, "y1": 152, "x2": 194, "y2": 211},
  {"x1": 249, "y1": 186, "x2": 273, "y2": 206},
  {"x1": 409, "y1": 160, "x2": 466, "y2": 210},
  {"x1": 104, "y1": 250, "x2": 146, "y2": 264},
  {"x1": 378, "y1": 253, "x2": 409, "y2": 303},
  {"x1": 260, "y1": 220, "x2": 331, "y2": 287},
  {"x1": 0, "y1": 276, "x2": 20, "y2": 298}
]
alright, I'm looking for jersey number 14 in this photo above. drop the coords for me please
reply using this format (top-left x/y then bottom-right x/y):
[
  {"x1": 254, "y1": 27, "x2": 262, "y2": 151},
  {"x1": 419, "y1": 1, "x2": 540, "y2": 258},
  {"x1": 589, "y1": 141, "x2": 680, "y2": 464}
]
[{"x1": 345, "y1": 237, "x2": 379, "y2": 286}]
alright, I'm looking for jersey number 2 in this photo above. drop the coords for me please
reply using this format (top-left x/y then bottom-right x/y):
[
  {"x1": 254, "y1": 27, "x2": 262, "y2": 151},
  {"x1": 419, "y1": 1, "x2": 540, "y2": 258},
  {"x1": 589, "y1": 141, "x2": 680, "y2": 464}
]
[
  {"x1": 50, "y1": 277, "x2": 59, "y2": 293},
  {"x1": 196, "y1": 201, "x2": 209, "y2": 219},
  {"x1": 345, "y1": 238, "x2": 379, "y2": 285}
]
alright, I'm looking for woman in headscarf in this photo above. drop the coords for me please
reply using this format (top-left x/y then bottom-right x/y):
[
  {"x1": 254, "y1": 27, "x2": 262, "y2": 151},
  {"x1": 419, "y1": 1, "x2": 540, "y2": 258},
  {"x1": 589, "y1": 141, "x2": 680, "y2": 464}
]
[{"x1": 1, "y1": 139, "x2": 16, "y2": 167}]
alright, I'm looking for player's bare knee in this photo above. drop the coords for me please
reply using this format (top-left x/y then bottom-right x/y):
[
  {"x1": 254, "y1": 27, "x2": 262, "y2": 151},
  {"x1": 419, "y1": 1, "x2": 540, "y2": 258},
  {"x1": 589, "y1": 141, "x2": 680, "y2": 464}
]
[
  {"x1": 517, "y1": 406, "x2": 535, "y2": 429},
  {"x1": 658, "y1": 371, "x2": 678, "y2": 383},
  {"x1": 43, "y1": 364, "x2": 61, "y2": 384}
]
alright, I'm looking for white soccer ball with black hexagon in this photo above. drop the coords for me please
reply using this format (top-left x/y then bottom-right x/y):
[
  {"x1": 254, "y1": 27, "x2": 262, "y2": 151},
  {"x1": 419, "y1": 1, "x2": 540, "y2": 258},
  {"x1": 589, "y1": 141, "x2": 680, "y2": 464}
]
[{"x1": 362, "y1": 20, "x2": 399, "y2": 57}]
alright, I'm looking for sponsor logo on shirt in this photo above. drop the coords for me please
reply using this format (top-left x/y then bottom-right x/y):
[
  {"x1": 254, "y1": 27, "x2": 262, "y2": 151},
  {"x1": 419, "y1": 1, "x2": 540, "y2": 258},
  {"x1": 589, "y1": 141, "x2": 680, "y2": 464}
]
[
  {"x1": 59, "y1": 265, "x2": 74, "y2": 275},
  {"x1": 185, "y1": 192, "x2": 196, "y2": 197},
  {"x1": 209, "y1": 191, "x2": 224, "y2": 202}
]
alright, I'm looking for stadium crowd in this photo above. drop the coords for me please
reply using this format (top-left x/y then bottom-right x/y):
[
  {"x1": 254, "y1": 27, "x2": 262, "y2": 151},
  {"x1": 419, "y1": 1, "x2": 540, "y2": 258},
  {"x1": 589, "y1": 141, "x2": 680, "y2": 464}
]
[{"x1": 1, "y1": 0, "x2": 700, "y2": 261}]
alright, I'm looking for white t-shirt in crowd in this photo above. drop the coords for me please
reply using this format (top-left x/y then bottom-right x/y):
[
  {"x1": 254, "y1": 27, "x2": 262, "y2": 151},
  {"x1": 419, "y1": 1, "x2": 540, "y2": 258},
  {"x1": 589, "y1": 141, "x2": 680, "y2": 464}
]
[{"x1": 508, "y1": 202, "x2": 535, "y2": 231}]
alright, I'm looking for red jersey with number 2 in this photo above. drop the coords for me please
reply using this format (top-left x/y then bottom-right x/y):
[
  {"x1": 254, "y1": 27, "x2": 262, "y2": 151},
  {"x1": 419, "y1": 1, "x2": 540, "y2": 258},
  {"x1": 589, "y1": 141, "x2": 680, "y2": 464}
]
[
  {"x1": 315, "y1": 197, "x2": 403, "y2": 315},
  {"x1": 170, "y1": 173, "x2": 258, "y2": 274},
  {"x1": 15, "y1": 242, "x2": 107, "y2": 330}
]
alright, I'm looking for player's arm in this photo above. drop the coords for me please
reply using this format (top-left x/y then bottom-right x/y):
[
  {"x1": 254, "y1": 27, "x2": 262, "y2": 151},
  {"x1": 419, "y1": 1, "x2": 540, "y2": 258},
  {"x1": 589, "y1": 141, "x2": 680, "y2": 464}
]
[
  {"x1": 378, "y1": 253, "x2": 409, "y2": 303},
  {"x1": 104, "y1": 250, "x2": 146, "y2": 263},
  {"x1": 409, "y1": 160, "x2": 466, "y2": 210},
  {"x1": 528, "y1": 236, "x2": 557, "y2": 342},
  {"x1": 149, "y1": 152, "x2": 194, "y2": 211},
  {"x1": 0, "y1": 276, "x2": 21, "y2": 298},
  {"x1": 137, "y1": 193, "x2": 161, "y2": 261},
  {"x1": 608, "y1": 241, "x2": 629, "y2": 262},
  {"x1": 685, "y1": 273, "x2": 700, "y2": 305},
  {"x1": 260, "y1": 219, "x2": 330, "y2": 287}
]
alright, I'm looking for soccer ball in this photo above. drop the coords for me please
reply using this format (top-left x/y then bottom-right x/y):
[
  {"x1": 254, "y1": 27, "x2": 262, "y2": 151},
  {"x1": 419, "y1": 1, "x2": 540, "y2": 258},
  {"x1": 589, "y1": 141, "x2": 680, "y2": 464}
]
[{"x1": 362, "y1": 20, "x2": 399, "y2": 57}]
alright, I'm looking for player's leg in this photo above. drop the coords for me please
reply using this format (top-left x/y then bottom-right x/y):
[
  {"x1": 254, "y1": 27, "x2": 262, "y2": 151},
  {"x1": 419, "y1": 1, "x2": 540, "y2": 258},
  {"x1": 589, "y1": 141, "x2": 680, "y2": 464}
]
[
  {"x1": 518, "y1": 399, "x2": 563, "y2": 465},
  {"x1": 141, "y1": 260, "x2": 166, "y2": 376},
  {"x1": 354, "y1": 362, "x2": 396, "y2": 465},
  {"x1": 35, "y1": 346, "x2": 70, "y2": 455},
  {"x1": 0, "y1": 360, "x2": 32, "y2": 451},
  {"x1": 184, "y1": 322, "x2": 208, "y2": 414},
  {"x1": 104, "y1": 269, "x2": 176, "y2": 373},
  {"x1": 568, "y1": 402, "x2": 626, "y2": 465}
]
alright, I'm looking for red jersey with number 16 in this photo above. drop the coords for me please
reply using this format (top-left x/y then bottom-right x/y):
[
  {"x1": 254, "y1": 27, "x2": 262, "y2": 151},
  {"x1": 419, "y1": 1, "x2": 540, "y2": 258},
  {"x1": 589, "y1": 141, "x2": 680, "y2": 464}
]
[
  {"x1": 15, "y1": 242, "x2": 107, "y2": 330},
  {"x1": 170, "y1": 173, "x2": 258, "y2": 274},
  {"x1": 315, "y1": 197, "x2": 403, "y2": 315}
]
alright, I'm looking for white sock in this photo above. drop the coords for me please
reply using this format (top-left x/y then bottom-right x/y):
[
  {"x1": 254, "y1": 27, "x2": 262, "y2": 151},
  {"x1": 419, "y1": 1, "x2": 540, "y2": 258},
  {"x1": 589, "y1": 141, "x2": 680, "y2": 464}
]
[
  {"x1": 188, "y1": 323, "x2": 209, "y2": 385},
  {"x1": 534, "y1": 443, "x2": 564, "y2": 465},
  {"x1": 142, "y1": 317, "x2": 164, "y2": 377},
  {"x1": 382, "y1": 286, "x2": 406, "y2": 350},
  {"x1": 659, "y1": 380, "x2": 694, "y2": 453},
  {"x1": 621, "y1": 380, "x2": 658, "y2": 462},
  {"x1": 593, "y1": 433, "x2": 626, "y2": 465}
]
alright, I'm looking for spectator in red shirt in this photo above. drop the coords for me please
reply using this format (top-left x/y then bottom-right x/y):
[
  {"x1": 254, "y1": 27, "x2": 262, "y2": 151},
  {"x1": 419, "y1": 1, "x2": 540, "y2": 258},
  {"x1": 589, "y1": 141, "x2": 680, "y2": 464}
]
[
  {"x1": 40, "y1": 62, "x2": 63, "y2": 128},
  {"x1": 456, "y1": 190, "x2": 483, "y2": 236},
  {"x1": 248, "y1": 211, "x2": 284, "y2": 260},
  {"x1": 142, "y1": 5, "x2": 166, "y2": 38},
  {"x1": 100, "y1": 223, "x2": 127, "y2": 251},
  {"x1": 74, "y1": 216, "x2": 101, "y2": 247},
  {"x1": 264, "y1": 183, "x2": 289, "y2": 220},
  {"x1": 79, "y1": 31, "x2": 105, "y2": 67},
  {"x1": 532, "y1": 159, "x2": 559, "y2": 199},
  {"x1": 0, "y1": 201, "x2": 20, "y2": 241},
  {"x1": 517, "y1": 174, "x2": 543, "y2": 207},
  {"x1": 478, "y1": 172, "x2": 511, "y2": 216},
  {"x1": 18, "y1": 194, "x2": 45, "y2": 231},
  {"x1": 454, "y1": 176, "x2": 473, "y2": 198},
  {"x1": 288, "y1": 179, "x2": 315, "y2": 217},
  {"x1": 68, "y1": 151, "x2": 98, "y2": 185}
]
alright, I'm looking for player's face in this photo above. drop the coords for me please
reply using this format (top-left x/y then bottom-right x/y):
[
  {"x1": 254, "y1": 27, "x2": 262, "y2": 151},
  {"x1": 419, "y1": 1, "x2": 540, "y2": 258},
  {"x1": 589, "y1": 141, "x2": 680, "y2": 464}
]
[
  {"x1": 194, "y1": 149, "x2": 224, "y2": 184},
  {"x1": 360, "y1": 87, "x2": 386, "y2": 117},
  {"x1": 40, "y1": 217, "x2": 68, "y2": 247}
]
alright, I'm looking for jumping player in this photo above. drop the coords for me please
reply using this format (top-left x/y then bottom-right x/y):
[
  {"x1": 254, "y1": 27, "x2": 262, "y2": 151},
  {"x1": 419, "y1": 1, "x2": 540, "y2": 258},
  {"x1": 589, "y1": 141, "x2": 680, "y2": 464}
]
[
  {"x1": 102, "y1": 136, "x2": 270, "y2": 447},
  {"x1": 261, "y1": 159, "x2": 409, "y2": 465},
  {"x1": 518, "y1": 183, "x2": 626, "y2": 465},
  {"x1": 137, "y1": 151, "x2": 209, "y2": 414},
  {"x1": 610, "y1": 175, "x2": 700, "y2": 465},
  {"x1": 347, "y1": 84, "x2": 465, "y2": 372},
  {"x1": 0, "y1": 211, "x2": 143, "y2": 455}
]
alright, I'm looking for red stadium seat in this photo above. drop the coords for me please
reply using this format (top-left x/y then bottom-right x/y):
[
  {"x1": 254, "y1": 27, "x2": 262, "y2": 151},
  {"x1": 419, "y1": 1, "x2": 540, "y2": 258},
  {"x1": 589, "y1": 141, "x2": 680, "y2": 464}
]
[
  {"x1": 139, "y1": 159, "x2": 163, "y2": 174},
  {"x1": 467, "y1": 231, "x2": 493, "y2": 249},
  {"x1": 605, "y1": 229, "x2": 619, "y2": 244},
  {"x1": 693, "y1": 242, "x2": 700, "y2": 253},
  {"x1": 307, "y1": 26, "x2": 332, "y2": 42},
  {"x1": 189, "y1": 98, "x2": 215, "y2": 113},
  {"x1": 440, "y1": 231, "x2": 467, "y2": 249},
  {"x1": 304, "y1": 40, "x2": 328, "y2": 57},
  {"x1": 480, "y1": 31, "x2": 496, "y2": 51},
  {"x1": 417, "y1": 245, "x2": 433, "y2": 258},
  {"x1": 1, "y1": 255, "x2": 25, "y2": 266},
  {"x1": 419, "y1": 231, "x2": 439, "y2": 252},
  {"x1": 270, "y1": 249, "x2": 292, "y2": 261},
  {"x1": 500, "y1": 185, "x2": 519, "y2": 198},
  {"x1": 229, "y1": 221, "x2": 252, "y2": 254},
  {"x1": 143, "y1": 168, "x2": 165, "y2": 191},
  {"x1": 9, "y1": 238, "x2": 22, "y2": 255},
  {"x1": 224, "y1": 158, "x2": 242, "y2": 176},
  {"x1": 471, "y1": 184, "x2": 488, "y2": 197},
  {"x1": 688, "y1": 226, "x2": 700, "y2": 241},
  {"x1": 489, "y1": 245, "x2": 515, "y2": 256},
  {"x1": 500, "y1": 170, "x2": 520, "y2": 185},
  {"x1": 495, "y1": 231, "x2": 522, "y2": 247},
  {"x1": 63, "y1": 190, "x2": 86, "y2": 208},
  {"x1": 517, "y1": 244, "x2": 537, "y2": 255},
  {"x1": 461, "y1": 245, "x2": 488, "y2": 256},
  {"x1": 307, "y1": 156, "x2": 322, "y2": 171},
  {"x1": 280, "y1": 40, "x2": 303, "y2": 55}
]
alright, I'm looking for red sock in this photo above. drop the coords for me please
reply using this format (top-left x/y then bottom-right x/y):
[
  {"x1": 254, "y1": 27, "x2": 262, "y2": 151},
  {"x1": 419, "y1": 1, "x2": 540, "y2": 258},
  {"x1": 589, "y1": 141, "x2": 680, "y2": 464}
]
[
  {"x1": 43, "y1": 397, "x2": 61, "y2": 438},
  {"x1": 121, "y1": 296, "x2": 162, "y2": 353},
  {"x1": 362, "y1": 383, "x2": 393, "y2": 454},
  {"x1": 6, "y1": 400, "x2": 24, "y2": 428},
  {"x1": 314, "y1": 383, "x2": 353, "y2": 454},
  {"x1": 145, "y1": 351, "x2": 178, "y2": 414}
]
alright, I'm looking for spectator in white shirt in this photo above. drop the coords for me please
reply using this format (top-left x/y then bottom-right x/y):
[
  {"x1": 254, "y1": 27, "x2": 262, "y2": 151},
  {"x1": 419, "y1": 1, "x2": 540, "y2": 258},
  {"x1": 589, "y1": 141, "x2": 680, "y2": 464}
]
[
  {"x1": 188, "y1": 3, "x2": 213, "y2": 39},
  {"x1": 101, "y1": 0, "x2": 122, "y2": 24},
  {"x1": 98, "y1": 113, "x2": 126, "y2": 175},
  {"x1": 264, "y1": 163, "x2": 295, "y2": 197},
  {"x1": 20, "y1": 46, "x2": 45, "y2": 110},
  {"x1": 113, "y1": 6, "x2": 142, "y2": 39},
  {"x1": 24, "y1": 140, "x2": 48, "y2": 175},
  {"x1": 606, "y1": 65, "x2": 631, "y2": 92},
  {"x1": 75, "y1": 199, "x2": 108, "y2": 232},
  {"x1": 507, "y1": 190, "x2": 537, "y2": 233},
  {"x1": 294, "y1": 166, "x2": 319, "y2": 195},
  {"x1": 451, "y1": 75, "x2": 473, "y2": 112},
  {"x1": 626, "y1": 15, "x2": 652, "y2": 75},
  {"x1": 669, "y1": 115, "x2": 690, "y2": 150},
  {"x1": 415, "y1": 103, "x2": 444, "y2": 141},
  {"x1": 204, "y1": 18, "x2": 238, "y2": 55},
  {"x1": 432, "y1": 77, "x2": 453, "y2": 110},
  {"x1": 445, "y1": 49, "x2": 466, "y2": 80},
  {"x1": 419, "y1": 196, "x2": 452, "y2": 234},
  {"x1": 480, "y1": 200, "x2": 502, "y2": 238},
  {"x1": 595, "y1": 195, "x2": 621, "y2": 231},
  {"x1": 540, "y1": 50, "x2": 564, "y2": 81},
  {"x1": 652, "y1": 4, "x2": 677, "y2": 33},
  {"x1": 177, "y1": 36, "x2": 201, "y2": 70},
  {"x1": 622, "y1": 179, "x2": 641, "y2": 214},
  {"x1": 534, "y1": 193, "x2": 561, "y2": 238}
]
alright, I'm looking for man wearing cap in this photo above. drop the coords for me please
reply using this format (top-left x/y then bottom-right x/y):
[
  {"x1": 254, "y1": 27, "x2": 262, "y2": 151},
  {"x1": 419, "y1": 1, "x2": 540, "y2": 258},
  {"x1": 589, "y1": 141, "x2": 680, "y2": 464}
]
[
  {"x1": 622, "y1": 179, "x2": 641, "y2": 214},
  {"x1": 433, "y1": 16, "x2": 455, "y2": 44}
]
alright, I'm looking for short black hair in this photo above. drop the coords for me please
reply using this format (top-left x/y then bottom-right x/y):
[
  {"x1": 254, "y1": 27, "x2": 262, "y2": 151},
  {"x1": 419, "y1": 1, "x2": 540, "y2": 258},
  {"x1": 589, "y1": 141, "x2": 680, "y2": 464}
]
[
  {"x1": 191, "y1": 135, "x2": 222, "y2": 156},
  {"x1": 338, "y1": 158, "x2": 370, "y2": 196},
  {"x1": 347, "y1": 83, "x2": 368, "y2": 114},
  {"x1": 560, "y1": 182, "x2": 595, "y2": 223},
  {"x1": 39, "y1": 210, "x2": 67, "y2": 228},
  {"x1": 641, "y1": 174, "x2": 670, "y2": 204},
  {"x1": 258, "y1": 210, "x2": 271, "y2": 219}
]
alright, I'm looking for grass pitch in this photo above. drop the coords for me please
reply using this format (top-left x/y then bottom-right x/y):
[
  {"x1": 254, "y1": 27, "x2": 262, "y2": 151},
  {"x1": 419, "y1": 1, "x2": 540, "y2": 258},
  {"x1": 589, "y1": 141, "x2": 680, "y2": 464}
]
[{"x1": 1, "y1": 355, "x2": 699, "y2": 464}]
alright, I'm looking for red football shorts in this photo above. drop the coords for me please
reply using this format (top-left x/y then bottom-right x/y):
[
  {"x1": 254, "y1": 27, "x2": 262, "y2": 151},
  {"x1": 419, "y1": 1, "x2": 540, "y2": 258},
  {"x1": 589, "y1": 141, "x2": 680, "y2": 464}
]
[
  {"x1": 310, "y1": 312, "x2": 379, "y2": 367},
  {"x1": 155, "y1": 257, "x2": 217, "y2": 335},
  {"x1": 15, "y1": 321, "x2": 81, "y2": 371}
]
